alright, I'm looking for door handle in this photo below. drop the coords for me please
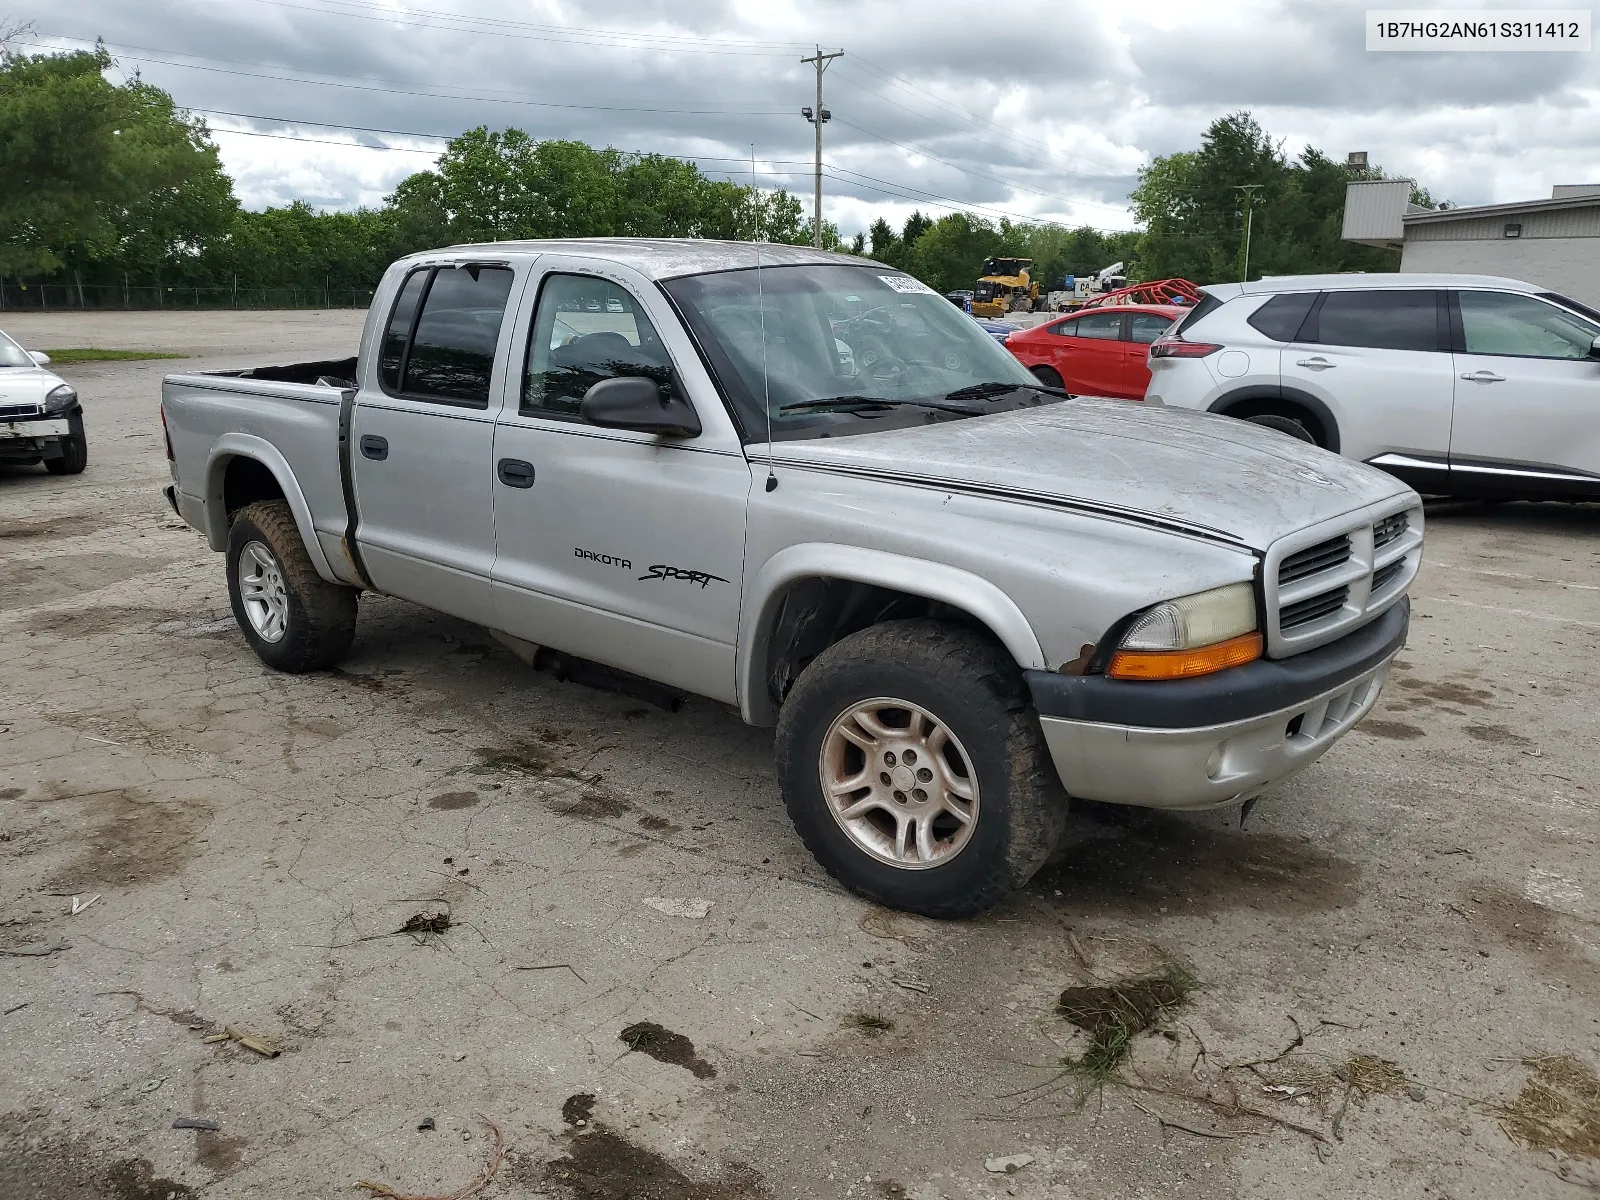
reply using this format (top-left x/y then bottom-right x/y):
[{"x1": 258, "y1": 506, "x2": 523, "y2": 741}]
[
  {"x1": 359, "y1": 434, "x2": 388, "y2": 461},
  {"x1": 497, "y1": 458, "x2": 535, "y2": 488},
  {"x1": 1460, "y1": 370, "x2": 1505, "y2": 383},
  {"x1": 1295, "y1": 357, "x2": 1335, "y2": 370}
]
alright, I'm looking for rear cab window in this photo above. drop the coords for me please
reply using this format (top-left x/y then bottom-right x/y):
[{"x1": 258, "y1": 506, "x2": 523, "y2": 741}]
[{"x1": 377, "y1": 264, "x2": 517, "y2": 407}]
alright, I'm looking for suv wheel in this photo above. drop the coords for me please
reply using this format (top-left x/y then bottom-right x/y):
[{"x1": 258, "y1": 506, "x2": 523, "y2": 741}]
[
  {"x1": 226, "y1": 500, "x2": 358, "y2": 672},
  {"x1": 775, "y1": 619, "x2": 1068, "y2": 918},
  {"x1": 1247, "y1": 412, "x2": 1317, "y2": 445}
]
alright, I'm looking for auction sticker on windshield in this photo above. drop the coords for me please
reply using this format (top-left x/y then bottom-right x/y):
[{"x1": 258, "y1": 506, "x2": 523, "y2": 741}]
[{"x1": 880, "y1": 275, "x2": 936, "y2": 294}]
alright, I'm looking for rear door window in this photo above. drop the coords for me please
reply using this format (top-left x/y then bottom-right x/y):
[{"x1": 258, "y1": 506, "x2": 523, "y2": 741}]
[
  {"x1": 1129, "y1": 313, "x2": 1175, "y2": 344},
  {"x1": 1305, "y1": 290, "x2": 1442, "y2": 352},
  {"x1": 1246, "y1": 292, "x2": 1316, "y2": 342},
  {"x1": 379, "y1": 265, "x2": 516, "y2": 406},
  {"x1": 1071, "y1": 312, "x2": 1125, "y2": 341}
]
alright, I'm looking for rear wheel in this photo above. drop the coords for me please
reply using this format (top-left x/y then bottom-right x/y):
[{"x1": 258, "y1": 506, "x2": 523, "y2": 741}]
[
  {"x1": 226, "y1": 500, "x2": 357, "y2": 672},
  {"x1": 1246, "y1": 412, "x2": 1317, "y2": 446},
  {"x1": 1029, "y1": 365, "x2": 1065, "y2": 390},
  {"x1": 775, "y1": 619, "x2": 1068, "y2": 919}
]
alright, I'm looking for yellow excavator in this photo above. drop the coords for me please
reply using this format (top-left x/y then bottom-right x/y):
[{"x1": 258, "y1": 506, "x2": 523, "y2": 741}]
[{"x1": 969, "y1": 256, "x2": 1039, "y2": 317}]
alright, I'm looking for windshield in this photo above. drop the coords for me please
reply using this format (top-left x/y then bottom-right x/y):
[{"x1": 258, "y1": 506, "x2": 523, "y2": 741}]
[
  {"x1": 0, "y1": 331, "x2": 33, "y2": 368},
  {"x1": 662, "y1": 263, "x2": 1046, "y2": 442}
]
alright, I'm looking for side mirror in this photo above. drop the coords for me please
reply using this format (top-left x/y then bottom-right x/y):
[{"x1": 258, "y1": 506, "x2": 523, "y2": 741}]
[
  {"x1": 28, "y1": 350, "x2": 50, "y2": 366},
  {"x1": 579, "y1": 375, "x2": 701, "y2": 438},
  {"x1": 1590, "y1": 334, "x2": 1600, "y2": 360}
]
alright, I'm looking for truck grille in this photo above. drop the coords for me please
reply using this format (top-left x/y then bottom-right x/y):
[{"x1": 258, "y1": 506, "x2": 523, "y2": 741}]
[
  {"x1": 1263, "y1": 499, "x2": 1424, "y2": 656},
  {"x1": 1373, "y1": 512, "x2": 1408, "y2": 550},
  {"x1": 1281, "y1": 585, "x2": 1349, "y2": 631},
  {"x1": 0, "y1": 403, "x2": 40, "y2": 419},
  {"x1": 1278, "y1": 535, "x2": 1351, "y2": 584}
]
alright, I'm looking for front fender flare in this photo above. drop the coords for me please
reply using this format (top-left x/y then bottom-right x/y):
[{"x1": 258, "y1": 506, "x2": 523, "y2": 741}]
[
  {"x1": 738, "y1": 543, "x2": 1047, "y2": 726},
  {"x1": 203, "y1": 434, "x2": 336, "y2": 582}
]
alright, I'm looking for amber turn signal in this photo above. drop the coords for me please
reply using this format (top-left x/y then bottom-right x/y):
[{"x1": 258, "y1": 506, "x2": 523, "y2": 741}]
[{"x1": 1106, "y1": 631, "x2": 1264, "y2": 681}]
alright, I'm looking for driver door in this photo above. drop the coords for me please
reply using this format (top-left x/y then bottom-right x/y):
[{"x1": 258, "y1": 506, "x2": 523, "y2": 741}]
[{"x1": 489, "y1": 262, "x2": 753, "y2": 703}]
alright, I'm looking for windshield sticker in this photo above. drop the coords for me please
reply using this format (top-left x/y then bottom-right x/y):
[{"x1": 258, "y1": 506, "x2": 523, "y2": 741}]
[{"x1": 879, "y1": 275, "x2": 934, "y2": 295}]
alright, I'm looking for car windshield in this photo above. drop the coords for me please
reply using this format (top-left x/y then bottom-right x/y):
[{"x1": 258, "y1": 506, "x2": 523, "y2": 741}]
[
  {"x1": 662, "y1": 263, "x2": 1048, "y2": 442},
  {"x1": 0, "y1": 331, "x2": 33, "y2": 368}
]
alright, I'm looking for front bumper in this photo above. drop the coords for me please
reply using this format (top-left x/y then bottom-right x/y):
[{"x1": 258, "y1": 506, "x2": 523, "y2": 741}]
[
  {"x1": 0, "y1": 417, "x2": 69, "y2": 442},
  {"x1": 1026, "y1": 599, "x2": 1408, "y2": 811}
]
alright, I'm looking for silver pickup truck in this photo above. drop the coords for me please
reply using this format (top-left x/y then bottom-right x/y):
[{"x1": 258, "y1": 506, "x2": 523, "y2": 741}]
[{"x1": 162, "y1": 240, "x2": 1422, "y2": 917}]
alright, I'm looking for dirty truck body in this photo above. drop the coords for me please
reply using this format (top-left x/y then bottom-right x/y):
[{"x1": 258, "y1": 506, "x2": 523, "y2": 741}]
[{"x1": 162, "y1": 239, "x2": 1422, "y2": 917}]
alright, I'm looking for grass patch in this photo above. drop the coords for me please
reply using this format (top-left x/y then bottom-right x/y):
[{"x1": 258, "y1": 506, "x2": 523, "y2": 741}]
[
  {"x1": 40, "y1": 348, "x2": 187, "y2": 364},
  {"x1": 1499, "y1": 1055, "x2": 1600, "y2": 1158},
  {"x1": 843, "y1": 1012, "x2": 895, "y2": 1037},
  {"x1": 1056, "y1": 962, "x2": 1200, "y2": 1089}
]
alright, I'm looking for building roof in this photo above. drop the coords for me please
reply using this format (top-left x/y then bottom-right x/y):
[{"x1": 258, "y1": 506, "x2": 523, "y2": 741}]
[
  {"x1": 1403, "y1": 192, "x2": 1600, "y2": 226},
  {"x1": 418, "y1": 238, "x2": 869, "y2": 280}
]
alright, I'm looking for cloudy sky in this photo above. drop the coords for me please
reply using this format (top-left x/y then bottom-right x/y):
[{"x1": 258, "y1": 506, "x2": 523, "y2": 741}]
[{"x1": 10, "y1": 0, "x2": 1600, "y2": 237}]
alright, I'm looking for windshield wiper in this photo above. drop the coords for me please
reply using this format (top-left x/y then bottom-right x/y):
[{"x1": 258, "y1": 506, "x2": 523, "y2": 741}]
[
  {"x1": 777, "y1": 395, "x2": 985, "y2": 416},
  {"x1": 942, "y1": 380, "x2": 1066, "y2": 402}
]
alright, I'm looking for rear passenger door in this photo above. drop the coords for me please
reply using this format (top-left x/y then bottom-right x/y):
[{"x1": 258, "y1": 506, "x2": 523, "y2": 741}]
[
  {"x1": 1054, "y1": 310, "x2": 1126, "y2": 397},
  {"x1": 1125, "y1": 311, "x2": 1175, "y2": 399},
  {"x1": 489, "y1": 263, "x2": 753, "y2": 704},
  {"x1": 351, "y1": 261, "x2": 521, "y2": 626},
  {"x1": 1281, "y1": 289, "x2": 1454, "y2": 470}
]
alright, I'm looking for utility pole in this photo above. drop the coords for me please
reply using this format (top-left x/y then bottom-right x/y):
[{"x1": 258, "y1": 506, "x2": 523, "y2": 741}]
[
  {"x1": 1235, "y1": 184, "x2": 1264, "y2": 282},
  {"x1": 801, "y1": 46, "x2": 843, "y2": 249}
]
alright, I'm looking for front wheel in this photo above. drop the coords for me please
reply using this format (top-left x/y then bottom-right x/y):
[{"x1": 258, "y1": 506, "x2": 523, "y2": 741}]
[
  {"x1": 1030, "y1": 365, "x2": 1065, "y2": 390},
  {"x1": 775, "y1": 620, "x2": 1068, "y2": 918},
  {"x1": 226, "y1": 500, "x2": 357, "y2": 672},
  {"x1": 44, "y1": 433, "x2": 87, "y2": 475},
  {"x1": 1247, "y1": 412, "x2": 1317, "y2": 445}
]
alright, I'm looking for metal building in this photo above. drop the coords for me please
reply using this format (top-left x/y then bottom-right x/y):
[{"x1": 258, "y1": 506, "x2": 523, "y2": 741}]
[{"x1": 1343, "y1": 179, "x2": 1600, "y2": 307}]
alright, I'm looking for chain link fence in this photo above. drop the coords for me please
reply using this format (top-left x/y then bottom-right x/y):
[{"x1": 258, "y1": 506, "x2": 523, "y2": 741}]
[{"x1": 0, "y1": 282, "x2": 377, "y2": 311}]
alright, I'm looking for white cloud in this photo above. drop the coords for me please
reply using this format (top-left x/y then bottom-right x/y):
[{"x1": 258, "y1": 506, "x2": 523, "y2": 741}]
[{"x1": 16, "y1": 0, "x2": 1600, "y2": 233}]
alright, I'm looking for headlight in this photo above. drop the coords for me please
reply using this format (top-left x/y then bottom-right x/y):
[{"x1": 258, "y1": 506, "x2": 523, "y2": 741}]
[
  {"x1": 1107, "y1": 582, "x2": 1261, "y2": 680},
  {"x1": 44, "y1": 384, "x2": 77, "y2": 414}
]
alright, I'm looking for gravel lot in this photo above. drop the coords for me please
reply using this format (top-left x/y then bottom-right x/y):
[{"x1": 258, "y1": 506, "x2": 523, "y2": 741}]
[{"x1": 2, "y1": 309, "x2": 1597, "y2": 1200}]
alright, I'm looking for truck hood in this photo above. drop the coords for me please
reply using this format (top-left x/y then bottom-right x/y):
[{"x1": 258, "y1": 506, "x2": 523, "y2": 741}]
[
  {"x1": 766, "y1": 397, "x2": 1412, "y2": 552},
  {"x1": 0, "y1": 365, "x2": 68, "y2": 411}
]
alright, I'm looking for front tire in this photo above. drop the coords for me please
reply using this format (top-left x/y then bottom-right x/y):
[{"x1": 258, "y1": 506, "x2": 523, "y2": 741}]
[
  {"x1": 1030, "y1": 365, "x2": 1065, "y2": 389},
  {"x1": 226, "y1": 500, "x2": 357, "y2": 672},
  {"x1": 44, "y1": 433, "x2": 87, "y2": 475},
  {"x1": 1246, "y1": 412, "x2": 1317, "y2": 445},
  {"x1": 775, "y1": 620, "x2": 1068, "y2": 918}
]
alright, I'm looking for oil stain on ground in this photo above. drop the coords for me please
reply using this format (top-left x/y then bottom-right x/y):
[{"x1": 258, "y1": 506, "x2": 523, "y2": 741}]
[
  {"x1": 20, "y1": 605, "x2": 165, "y2": 639},
  {"x1": 1465, "y1": 723, "x2": 1534, "y2": 747},
  {"x1": 1358, "y1": 719, "x2": 1426, "y2": 741},
  {"x1": 427, "y1": 791, "x2": 479, "y2": 811},
  {"x1": 526, "y1": 1100, "x2": 766, "y2": 1200},
  {"x1": 560, "y1": 790, "x2": 630, "y2": 819},
  {"x1": 1036, "y1": 806, "x2": 1360, "y2": 916},
  {"x1": 0, "y1": 1128, "x2": 198, "y2": 1200},
  {"x1": 45, "y1": 787, "x2": 214, "y2": 892},
  {"x1": 1384, "y1": 675, "x2": 1495, "y2": 713},
  {"x1": 0, "y1": 553, "x2": 173, "y2": 610},
  {"x1": 1464, "y1": 881, "x2": 1600, "y2": 992},
  {"x1": 470, "y1": 740, "x2": 583, "y2": 781},
  {"x1": 619, "y1": 1021, "x2": 717, "y2": 1079},
  {"x1": 0, "y1": 512, "x2": 109, "y2": 541}
]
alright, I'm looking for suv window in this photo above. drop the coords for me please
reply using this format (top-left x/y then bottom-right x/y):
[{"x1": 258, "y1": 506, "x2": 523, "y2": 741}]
[
  {"x1": 1129, "y1": 313, "x2": 1175, "y2": 344},
  {"x1": 1070, "y1": 312, "x2": 1124, "y2": 341},
  {"x1": 1246, "y1": 292, "x2": 1316, "y2": 342},
  {"x1": 378, "y1": 265, "x2": 516, "y2": 406},
  {"x1": 1307, "y1": 290, "x2": 1441, "y2": 352},
  {"x1": 1458, "y1": 291, "x2": 1600, "y2": 360},
  {"x1": 523, "y1": 274, "x2": 673, "y2": 418}
]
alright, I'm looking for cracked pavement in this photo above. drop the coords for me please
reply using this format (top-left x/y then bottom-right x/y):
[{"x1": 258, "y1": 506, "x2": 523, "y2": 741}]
[{"x1": 2, "y1": 310, "x2": 1598, "y2": 1199}]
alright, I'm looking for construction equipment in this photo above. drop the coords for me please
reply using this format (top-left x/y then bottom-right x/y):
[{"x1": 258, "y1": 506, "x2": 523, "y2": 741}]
[
  {"x1": 1078, "y1": 277, "x2": 1202, "y2": 310},
  {"x1": 1044, "y1": 262, "x2": 1131, "y2": 312},
  {"x1": 970, "y1": 257, "x2": 1039, "y2": 317}
]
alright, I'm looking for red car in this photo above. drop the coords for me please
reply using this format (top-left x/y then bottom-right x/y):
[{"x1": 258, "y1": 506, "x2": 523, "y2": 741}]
[{"x1": 1004, "y1": 304, "x2": 1184, "y2": 400}]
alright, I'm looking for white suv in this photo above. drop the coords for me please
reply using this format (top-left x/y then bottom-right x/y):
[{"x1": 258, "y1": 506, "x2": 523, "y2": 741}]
[{"x1": 1145, "y1": 273, "x2": 1600, "y2": 501}]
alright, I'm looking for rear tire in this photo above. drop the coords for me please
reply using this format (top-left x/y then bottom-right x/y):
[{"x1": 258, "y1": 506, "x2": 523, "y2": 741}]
[
  {"x1": 44, "y1": 433, "x2": 87, "y2": 475},
  {"x1": 775, "y1": 619, "x2": 1068, "y2": 919},
  {"x1": 1246, "y1": 412, "x2": 1317, "y2": 445},
  {"x1": 1030, "y1": 365, "x2": 1065, "y2": 390},
  {"x1": 226, "y1": 500, "x2": 357, "y2": 673}
]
